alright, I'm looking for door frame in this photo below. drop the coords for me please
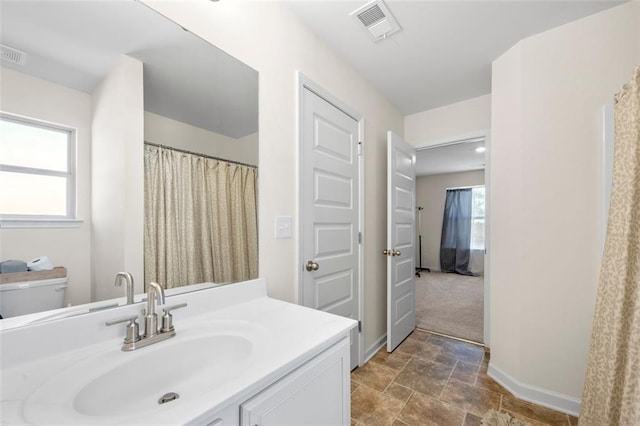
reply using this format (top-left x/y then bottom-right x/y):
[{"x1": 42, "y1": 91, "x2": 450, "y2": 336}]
[
  {"x1": 414, "y1": 130, "x2": 491, "y2": 346},
  {"x1": 296, "y1": 72, "x2": 365, "y2": 366}
]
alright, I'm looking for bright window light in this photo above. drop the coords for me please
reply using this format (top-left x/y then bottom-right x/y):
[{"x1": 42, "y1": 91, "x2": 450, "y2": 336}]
[
  {"x1": 0, "y1": 114, "x2": 75, "y2": 220},
  {"x1": 470, "y1": 187, "x2": 485, "y2": 250}
]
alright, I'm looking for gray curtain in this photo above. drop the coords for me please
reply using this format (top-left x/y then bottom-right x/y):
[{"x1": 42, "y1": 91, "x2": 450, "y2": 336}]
[
  {"x1": 440, "y1": 188, "x2": 473, "y2": 275},
  {"x1": 144, "y1": 144, "x2": 258, "y2": 289}
]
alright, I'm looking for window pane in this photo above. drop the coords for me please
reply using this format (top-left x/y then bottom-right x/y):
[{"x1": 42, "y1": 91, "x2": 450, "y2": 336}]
[
  {"x1": 470, "y1": 187, "x2": 485, "y2": 250},
  {"x1": 0, "y1": 171, "x2": 67, "y2": 216},
  {"x1": 0, "y1": 118, "x2": 69, "y2": 172},
  {"x1": 470, "y1": 218, "x2": 485, "y2": 250},
  {"x1": 472, "y1": 187, "x2": 485, "y2": 217}
]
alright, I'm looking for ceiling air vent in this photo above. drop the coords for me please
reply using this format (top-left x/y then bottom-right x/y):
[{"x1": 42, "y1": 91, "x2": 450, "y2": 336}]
[
  {"x1": 350, "y1": 0, "x2": 400, "y2": 42},
  {"x1": 1, "y1": 44, "x2": 27, "y2": 66}
]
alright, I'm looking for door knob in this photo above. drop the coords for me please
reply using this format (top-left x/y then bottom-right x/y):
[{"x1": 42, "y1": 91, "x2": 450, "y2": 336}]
[
  {"x1": 305, "y1": 260, "x2": 320, "y2": 271},
  {"x1": 383, "y1": 249, "x2": 390, "y2": 255},
  {"x1": 393, "y1": 250, "x2": 401, "y2": 256}
]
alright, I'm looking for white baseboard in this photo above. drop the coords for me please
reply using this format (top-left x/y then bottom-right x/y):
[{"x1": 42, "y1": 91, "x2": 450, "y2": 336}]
[
  {"x1": 363, "y1": 334, "x2": 386, "y2": 364},
  {"x1": 488, "y1": 363, "x2": 581, "y2": 416}
]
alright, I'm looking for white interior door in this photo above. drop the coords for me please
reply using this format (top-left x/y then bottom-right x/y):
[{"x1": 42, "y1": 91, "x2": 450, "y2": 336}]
[
  {"x1": 301, "y1": 86, "x2": 360, "y2": 370},
  {"x1": 386, "y1": 131, "x2": 416, "y2": 352}
]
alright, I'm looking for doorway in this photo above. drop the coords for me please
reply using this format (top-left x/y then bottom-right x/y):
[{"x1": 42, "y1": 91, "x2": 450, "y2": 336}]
[
  {"x1": 414, "y1": 134, "x2": 489, "y2": 344},
  {"x1": 297, "y1": 74, "x2": 363, "y2": 369}
]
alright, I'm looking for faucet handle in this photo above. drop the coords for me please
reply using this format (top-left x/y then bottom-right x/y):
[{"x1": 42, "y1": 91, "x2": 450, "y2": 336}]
[
  {"x1": 163, "y1": 303, "x2": 187, "y2": 313},
  {"x1": 106, "y1": 315, "x2": 141, "y2": 344},
  {"x1": 161, "y1": 303, "x2": 188, "y2": 333}
]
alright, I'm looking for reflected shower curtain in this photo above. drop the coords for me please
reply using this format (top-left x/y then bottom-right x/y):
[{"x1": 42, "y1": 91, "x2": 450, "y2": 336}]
[
  {"x1": 144, "y1": 145, "x2": 258, "y2": 289},
  {"x1": 579, "y1": 67, "x2": 640, "y2": 425},
  {"x1": 440, "y1": 188, "x2": 473, "y2": 275}
]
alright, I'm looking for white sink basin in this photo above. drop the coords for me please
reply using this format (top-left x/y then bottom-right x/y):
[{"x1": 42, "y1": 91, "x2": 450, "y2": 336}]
[
  {"x1": 75, "y1": 334, "x2": 252, "y2": 416},
  {"x1": 23, "y1": 321, "x2": 267, "y2": 424}
]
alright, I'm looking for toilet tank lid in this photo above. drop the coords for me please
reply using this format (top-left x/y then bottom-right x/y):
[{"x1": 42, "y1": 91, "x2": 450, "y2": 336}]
[
  {"x1": 0, "y1": 266, "x2": 67, "y2": 285},
  {"x1": 0, "y1": 277, "x2": 67, "y2": 291}
]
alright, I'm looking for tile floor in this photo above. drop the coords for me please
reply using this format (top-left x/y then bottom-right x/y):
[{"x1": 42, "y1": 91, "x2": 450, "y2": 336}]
[{"x1": 350, "y1": 330, "x2": 578, "y2": 426}]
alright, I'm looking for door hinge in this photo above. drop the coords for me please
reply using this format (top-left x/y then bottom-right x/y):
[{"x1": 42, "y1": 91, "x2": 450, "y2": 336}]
[
  {"x1": 358, "y1": 320, "x2": 362, "y2": 333},
  {"x1": 358, "y1": 232, "x2": 362, "y2": 244},
  {"x1": 357, "y1": 141, "x2": 362, "y2": 156}
]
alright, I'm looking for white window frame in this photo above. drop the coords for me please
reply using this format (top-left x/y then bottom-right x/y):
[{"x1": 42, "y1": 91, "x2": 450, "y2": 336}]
[{"x1": 0, "y1": 112, "x2": 81, "y2": 228}]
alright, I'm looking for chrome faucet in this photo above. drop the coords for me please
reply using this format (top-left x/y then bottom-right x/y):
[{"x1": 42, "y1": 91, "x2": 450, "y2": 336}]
[
  {"x1": 143, "y1": 282, "x2": 165, "y2": 338},
  {"x1": 106, "y1": 281, "x2": 187, "y2": 351},
  {"x1": 114, "y1": 272, "x2": 135, "y2": 305}
]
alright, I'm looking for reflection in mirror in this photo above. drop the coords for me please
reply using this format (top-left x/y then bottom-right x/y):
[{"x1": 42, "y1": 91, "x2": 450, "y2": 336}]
[
  {"x1": 144, "y1": 143, "x2": 258, "y2": 289},
  {"x1": 0, "y1": 0, "x2": 258, "y2": 324}
]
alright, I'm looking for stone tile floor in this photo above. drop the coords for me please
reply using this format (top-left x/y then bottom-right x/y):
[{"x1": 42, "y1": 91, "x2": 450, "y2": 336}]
[{"x1": 351, "y1": 330, "x2": 578, "y2": 426}]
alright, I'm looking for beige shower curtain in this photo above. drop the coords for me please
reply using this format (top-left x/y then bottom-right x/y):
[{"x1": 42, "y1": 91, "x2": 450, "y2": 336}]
[
  {"x1": 579, "y1": 67, "x2": 640, "y2": 425},
  {"x1": 144, "y1": 144, "x2": 258, "y2": 289}
]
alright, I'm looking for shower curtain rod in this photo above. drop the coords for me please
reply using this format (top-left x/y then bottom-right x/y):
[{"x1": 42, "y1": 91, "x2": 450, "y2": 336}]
[{"x1": 144, "y1": 142, "x2": 258, "y2": 169}]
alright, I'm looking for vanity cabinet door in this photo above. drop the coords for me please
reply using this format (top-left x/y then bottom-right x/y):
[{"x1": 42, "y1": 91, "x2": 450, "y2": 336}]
[
  {"x1": 240, "y1": 337, "x2": 350, "y2": 426},
  {"x1": 191, "y1": 402, "x2": 239, "y2": 426}
]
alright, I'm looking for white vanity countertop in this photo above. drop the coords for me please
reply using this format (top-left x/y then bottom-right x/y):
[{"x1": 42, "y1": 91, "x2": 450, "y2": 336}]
[{"x1": 0, "y1": 278, "x2": 357, "y2": 425}]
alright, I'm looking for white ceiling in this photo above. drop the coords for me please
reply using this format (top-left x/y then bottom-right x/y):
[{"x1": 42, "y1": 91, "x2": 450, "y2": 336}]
[
  {"x1": 285, "y1": 0, "x2": 623, "y2": 175},
  {"x1": 285, "y1": 0, "x2": 624, "y2": 115},
  {"x1": 0, "y1": 1, "x2": 258, "y2": 139},
  {"x1": 416, "y1": 138, "x2": 484, "y2": 176},
  {"x1": 2, "y1": 1, "x2": 625, "y2": 170}
]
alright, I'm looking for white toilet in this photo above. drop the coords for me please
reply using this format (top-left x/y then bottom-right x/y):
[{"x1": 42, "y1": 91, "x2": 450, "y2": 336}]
[{"x1": 0, "y1": 277, "x2": 67, "y2": 319}]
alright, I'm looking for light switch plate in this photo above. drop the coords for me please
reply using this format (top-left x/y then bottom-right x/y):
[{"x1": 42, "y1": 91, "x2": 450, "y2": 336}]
[{"x1": 275, "y1": 216, "x2": 292, "y2": 238}]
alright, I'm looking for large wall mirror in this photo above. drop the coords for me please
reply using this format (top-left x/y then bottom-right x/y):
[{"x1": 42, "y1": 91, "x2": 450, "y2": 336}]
[{"x1": 0, "y1": 0, "x2": 259, "y2": 324}]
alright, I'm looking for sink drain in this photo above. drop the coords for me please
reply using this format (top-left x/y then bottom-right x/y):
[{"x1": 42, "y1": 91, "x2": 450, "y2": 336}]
[{"x1": 158, "y1": 392, "x2": 180, "y2": 405}]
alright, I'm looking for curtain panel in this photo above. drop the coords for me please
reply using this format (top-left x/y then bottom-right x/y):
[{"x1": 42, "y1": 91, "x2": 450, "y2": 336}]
[
  {"x1": 144, "y1": 145, "x2": 258, "y2": 290},
  {"x1": 440, "y1": 188, "x2": 473, "y2": 275},
  {"x1": 579, "y1": 67, "x2": 640, "y2": 425}
]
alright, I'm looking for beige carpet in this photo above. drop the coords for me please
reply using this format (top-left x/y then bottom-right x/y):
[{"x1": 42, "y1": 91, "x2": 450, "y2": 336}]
[{"x1": 415, "y1": 271, "x2": 484, "y2": 342}]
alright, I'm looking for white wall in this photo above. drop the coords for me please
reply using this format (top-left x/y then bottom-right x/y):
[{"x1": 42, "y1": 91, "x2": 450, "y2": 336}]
[
  {"x1": 405, "y1": 94, "x2": 491, "y2": 146},
  {"x1": 237, "y1": 132, "x2": 259, "y2": 166},
  {"x1": 142, "y1": 0, "x2": 404, "y2": 352},
  {"x1": 91, "y1": 55, "x2": 144, "y2": 300},
  {"x1": 0, "y1": 67, "x2": 92, "y2": 306},
  {"x1": 490, "y1": 0, "x2": 640, "y2": 413},
  {"x1": 144, "y1": 111, "x2": 258, "y2": 165},
  {"x1": 416, "y1": 170, "x2": 485, "y2": 271}
]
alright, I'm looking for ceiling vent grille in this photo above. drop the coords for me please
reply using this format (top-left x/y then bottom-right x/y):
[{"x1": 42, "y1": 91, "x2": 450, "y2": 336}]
[
  {"x1": 1, "y1": 44, "x2": 27, "y2": 66},
  {"x1": 350, "y1": 0, "x2": 400, "y2": 42},
  {"x1": 357, "y1": 4, "x2": 385, "y2": 27}
]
